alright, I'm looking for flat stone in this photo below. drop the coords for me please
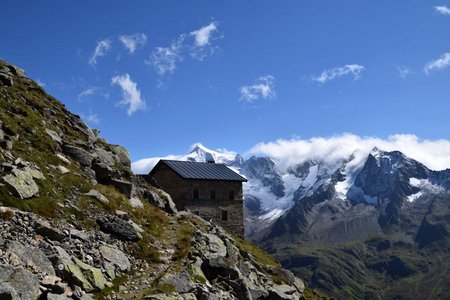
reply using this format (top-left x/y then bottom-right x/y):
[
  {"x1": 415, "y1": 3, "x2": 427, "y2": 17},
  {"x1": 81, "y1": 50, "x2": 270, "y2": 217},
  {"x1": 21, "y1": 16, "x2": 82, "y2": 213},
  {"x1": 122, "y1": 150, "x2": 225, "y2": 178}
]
[
  {"x1": 55, "y1": 165, "x2": 70, "y2": 174},
  {"x1": 85, "y1": 189, "x2": 109, "y2": 205},
  {"x1": 69, "y1": 229, "x2": 89, "y2": 242},
  {"x1": 56, "y1": 154, "x2": 71, "y2": 165},
  {"x1": 46, "y1": 129, "x2": 63, "y2": 144},
  {"x1": 99, "y1": 246, "x2": 131, "y2": 272}
]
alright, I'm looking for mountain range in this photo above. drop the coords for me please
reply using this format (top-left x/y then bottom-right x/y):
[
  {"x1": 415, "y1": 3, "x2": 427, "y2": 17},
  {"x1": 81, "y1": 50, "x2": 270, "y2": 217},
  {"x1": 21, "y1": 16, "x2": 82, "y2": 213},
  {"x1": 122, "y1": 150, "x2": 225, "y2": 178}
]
[{"x1": 154, "y1": 142, "x2": 450, "y2": 299}]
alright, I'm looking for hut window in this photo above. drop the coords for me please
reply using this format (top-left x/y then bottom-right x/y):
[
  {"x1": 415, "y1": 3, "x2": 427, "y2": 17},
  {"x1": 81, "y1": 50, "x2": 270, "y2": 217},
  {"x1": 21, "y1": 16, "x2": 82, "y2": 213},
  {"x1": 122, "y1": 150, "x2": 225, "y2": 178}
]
[
  {"x1": 221, "y1": 210, "x2": 228, "y2": 221},
  {"x1": 193, "y1": 188, "x2": 199, "y2": 199},
  {"x1": 210, "y1": 190, "x2": 216, "y2": 200},
  {"x1": 229, "y1": 190, "x2": 235, "y2": 200}
]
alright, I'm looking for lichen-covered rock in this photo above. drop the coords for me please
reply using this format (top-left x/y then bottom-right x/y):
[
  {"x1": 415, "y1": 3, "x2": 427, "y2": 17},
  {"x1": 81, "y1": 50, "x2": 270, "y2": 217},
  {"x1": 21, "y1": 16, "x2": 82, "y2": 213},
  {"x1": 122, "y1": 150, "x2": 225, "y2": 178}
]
[
  {"x1": 53, "y1": 246, "x2": 94, "y2": 292},
  {"x1": 2, "y1": 168, "x2": 40, "y2": 199},
  {"x1": 73, "y1": 257, "x2": 108, "y2": 290},
  {"x1": 99, "y1": 245, "x2": 131, "y2": 272}
]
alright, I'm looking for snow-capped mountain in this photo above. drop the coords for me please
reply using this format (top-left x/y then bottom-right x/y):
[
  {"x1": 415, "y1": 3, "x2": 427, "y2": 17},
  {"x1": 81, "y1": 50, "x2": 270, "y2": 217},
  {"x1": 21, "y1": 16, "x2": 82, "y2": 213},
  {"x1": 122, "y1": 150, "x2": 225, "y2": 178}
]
[{"x1": 143, "y1": 144, "x2": 450, "y2": 242}]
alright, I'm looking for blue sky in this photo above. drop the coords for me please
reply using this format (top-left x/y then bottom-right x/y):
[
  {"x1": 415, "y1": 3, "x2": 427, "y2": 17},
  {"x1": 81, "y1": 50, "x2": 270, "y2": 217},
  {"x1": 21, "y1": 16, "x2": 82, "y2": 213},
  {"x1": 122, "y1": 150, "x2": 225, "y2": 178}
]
[{"x1": 2, "y1": 1, "x2": 450, "y2": 162}]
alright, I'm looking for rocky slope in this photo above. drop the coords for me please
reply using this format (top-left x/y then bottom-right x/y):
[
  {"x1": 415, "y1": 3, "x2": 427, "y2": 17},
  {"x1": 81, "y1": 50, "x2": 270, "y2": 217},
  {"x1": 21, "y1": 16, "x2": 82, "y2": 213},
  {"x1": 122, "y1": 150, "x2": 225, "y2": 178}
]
[{"x1": 0, "y1": 59, "x2": 327, "y2": 300}]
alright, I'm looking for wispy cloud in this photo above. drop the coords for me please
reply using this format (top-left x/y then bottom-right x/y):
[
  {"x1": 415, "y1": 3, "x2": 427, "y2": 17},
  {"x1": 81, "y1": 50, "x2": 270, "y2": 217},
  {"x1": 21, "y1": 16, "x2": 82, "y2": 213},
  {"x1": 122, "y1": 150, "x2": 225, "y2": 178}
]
[
  {"x1": 397, "y1": 66, "x2": 413, "y2": 79},
  {"x1": 146, "y1": 36, "x2": 184, "y2": 75},
  {"x1": 435, "y1": 5, "x2": 450, "y2": 16},
  {"x1": 111, "y1": 74, "x2": 146, "y2": 116},
  {"x1": 87, "y1": 113, "x2": 100, "y2": 125},
  {"x1": 189, "y1": 22, "x2": 221, "y2": 60},
  {"x1": 146, "y1": 22, "x2": 222, "y2": 75},
  {"x1": 119, "y1": 33, "x2": 147, "y2": 54},
  {"x1": 424, "y1": 53, "x2": 450, "y2": 74},
  {"x1": 89, "y1": 39, "x2": 112, "y2": 67},
  {"x1": 312, "y1": 64, "x2": 365, "y2": 84},
  {"x1": 78, "y1": 87, "x2": 97, "y2": 99},
  {"x1": 77, "y1": 87, "x2": 109, "y2": 101},
  {"x1": 240, "y1": 75, "x2": 276, "y2": 102}
]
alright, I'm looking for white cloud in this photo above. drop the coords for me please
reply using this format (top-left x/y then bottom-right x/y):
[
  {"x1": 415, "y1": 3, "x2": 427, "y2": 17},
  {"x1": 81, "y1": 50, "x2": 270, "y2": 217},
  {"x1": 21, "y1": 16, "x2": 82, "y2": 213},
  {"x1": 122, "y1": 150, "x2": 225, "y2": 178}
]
[
  {"x1": 248, "y1": 134, "x2": 450, "y2": 172},
  {"x1": 87, "y1": 113, "x2": 100, "y2": 125},
  {"x1": 312, "y1": 64, "x2": 365, "y2": 84},
  {"x1": 191, "y1": 22, "x2": 218, "y2": 47},
  {"x1": 78, "y1": 87, "x2": 97, "y2": 99},
  {"x1": 89, "y1": 39, "x2": 112, "y2": 67},
  {"x1": 146, "y1": 36, "x2": 184, "y2": 75},
  {"x1": 189, "y1": 22, "x2": 221, "y2": 60},
  {"x1": 111, "y1": 74, "x2": 146, "y2": 116},
  {"x1": 119, "y1": 33, "x2": 147, "y2": 54},
  {"x1": 397, "y1": 66, "x2": 412, "y2": 79},
  {"x1": 240, "y1": 75, "x2": 276, "y2": 102},
  {"x1": 424, "y1": 52, "x2": 450, "y2": 74},
  {"x1": 435, "y1": 5, "x2": 450, "y2": 15}
]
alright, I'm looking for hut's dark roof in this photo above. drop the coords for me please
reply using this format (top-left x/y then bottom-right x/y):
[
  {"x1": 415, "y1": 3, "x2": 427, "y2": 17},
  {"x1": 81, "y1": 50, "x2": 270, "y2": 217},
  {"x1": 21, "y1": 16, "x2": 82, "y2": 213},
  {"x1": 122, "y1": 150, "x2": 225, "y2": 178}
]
[{"x1": 150, "y1": 160, "x2": 247, "y2": 182}]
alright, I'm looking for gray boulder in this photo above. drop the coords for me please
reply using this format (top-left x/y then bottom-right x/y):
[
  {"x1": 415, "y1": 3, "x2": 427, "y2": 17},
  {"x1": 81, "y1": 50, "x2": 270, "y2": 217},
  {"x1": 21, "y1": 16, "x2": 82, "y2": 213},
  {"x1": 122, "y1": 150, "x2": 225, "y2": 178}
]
[
  {"x1": 109, "y1": 178, "x2": 133, "y2": 197},
  {"x1": 6, "y1": 241, "x2": 56, "y2": 276},
  {"x1": 99, "y1": 245, "x2": 131, "y2": 272},
  {"x1": 63, "y1": 145, "x2": 94, "y2": 167},
  {"x1": 0, "y1": 266, "x2": 41, "y2": 300},
  {"x1": 85, "y1": 189, "x2": 109, "y2": 205},
  {"x1": 32, "y1": 218, "x2": 66, "y2": 241},
  {"x1": 111, "y1": 145, "x2": 131, "y2": 169},
  {"x1": 45, "y1": 129, "x2": 63, "y2": 144},
  {"x1": 96, "y1": 216, "x2": 141, "y2": 242},
  {"x1": 2, "y1": 168, "x2": 40, "y2": 199},
  {"x1": 94, "y1": 147, "x2": 116, "y2": 167},
  {"x1": 160, "y1": 272, "x2": 195, "y2": 293}
]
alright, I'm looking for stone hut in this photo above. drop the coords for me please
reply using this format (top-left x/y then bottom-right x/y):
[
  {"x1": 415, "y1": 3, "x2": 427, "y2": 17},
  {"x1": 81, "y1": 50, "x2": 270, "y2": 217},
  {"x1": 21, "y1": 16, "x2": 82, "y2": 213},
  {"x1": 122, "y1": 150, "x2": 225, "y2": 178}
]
[{"x1": 149, "y1": 160, "x2": 247, "y2": 237}]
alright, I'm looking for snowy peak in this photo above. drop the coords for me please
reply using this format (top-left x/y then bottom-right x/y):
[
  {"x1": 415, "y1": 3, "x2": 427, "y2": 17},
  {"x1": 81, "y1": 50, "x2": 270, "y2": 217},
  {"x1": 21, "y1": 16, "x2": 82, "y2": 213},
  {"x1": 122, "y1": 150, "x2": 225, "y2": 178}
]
[
  {"x1": 185, "y1": 143, "x2": 243, "y2": 166},
  {"x1": 348, "y1": 149, "x2": 430, "y2": 206}
]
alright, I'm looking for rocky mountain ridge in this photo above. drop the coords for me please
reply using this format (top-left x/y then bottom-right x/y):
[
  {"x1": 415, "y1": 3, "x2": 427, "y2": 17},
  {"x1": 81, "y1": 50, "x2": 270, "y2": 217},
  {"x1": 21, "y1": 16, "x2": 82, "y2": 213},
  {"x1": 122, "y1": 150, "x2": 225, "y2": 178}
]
[{"x1": 0, "y1": 59, "x2": 326, "y2": 300}]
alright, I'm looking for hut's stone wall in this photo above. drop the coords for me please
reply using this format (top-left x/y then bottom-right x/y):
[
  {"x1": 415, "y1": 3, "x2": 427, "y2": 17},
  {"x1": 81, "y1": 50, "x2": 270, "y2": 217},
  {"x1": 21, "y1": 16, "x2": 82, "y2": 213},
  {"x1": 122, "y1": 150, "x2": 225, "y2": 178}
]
[{"x1": 151, "y1": 163, "x2": 245, "y2": 237}]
